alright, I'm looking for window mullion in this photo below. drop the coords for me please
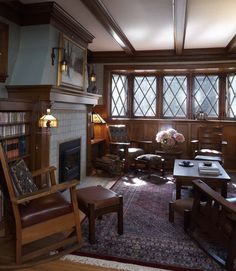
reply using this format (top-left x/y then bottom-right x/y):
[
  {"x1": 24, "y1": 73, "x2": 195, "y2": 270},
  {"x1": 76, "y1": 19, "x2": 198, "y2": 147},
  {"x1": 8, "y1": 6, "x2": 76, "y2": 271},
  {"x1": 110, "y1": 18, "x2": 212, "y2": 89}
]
[
  {"x1": 127, "y1": 74, "x2": 134, "y2": 118},
  {"x1": 219, "y1": 74, "x2": 226, "y2": 119},
  {"x1": 157, "y1": 74, "x2": 163, "y2": 118},
  {"x1": 188, "y1": 73, "x2": 193, "y2": 119}
]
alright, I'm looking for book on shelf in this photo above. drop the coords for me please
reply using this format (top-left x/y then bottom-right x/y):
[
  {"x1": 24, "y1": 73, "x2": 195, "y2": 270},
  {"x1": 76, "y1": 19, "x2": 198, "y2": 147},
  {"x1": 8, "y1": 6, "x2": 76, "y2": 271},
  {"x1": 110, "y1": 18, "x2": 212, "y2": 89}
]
[
  {"x1": 6, "y1": 138, "x2": 19, "y2": 159},
  {"x1": 198, "y1": 162, "x2": 220, "y2": 175},
  {"x1": 19, "y1": 136, "x2": 27, "y2": 156}
]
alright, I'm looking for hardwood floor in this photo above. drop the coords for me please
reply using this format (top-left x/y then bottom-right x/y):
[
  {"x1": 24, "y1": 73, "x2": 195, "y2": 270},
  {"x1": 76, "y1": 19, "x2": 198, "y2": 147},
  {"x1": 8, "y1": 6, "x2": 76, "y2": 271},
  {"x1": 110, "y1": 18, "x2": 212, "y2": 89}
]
[{"x1": 20, "y1": 260, "x2": 121, "y2": 271}]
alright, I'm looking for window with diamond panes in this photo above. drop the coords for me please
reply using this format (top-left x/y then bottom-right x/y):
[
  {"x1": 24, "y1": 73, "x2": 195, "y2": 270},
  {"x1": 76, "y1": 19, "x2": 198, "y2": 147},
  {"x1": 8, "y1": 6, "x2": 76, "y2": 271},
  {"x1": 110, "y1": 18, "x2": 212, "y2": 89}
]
[
  {"x1": 163, "y1": 76, "x2": 187, "y2": 118},
  {"x1": 226, "y1": 74, "x2": 236, "y2": 118},
  {"x1": 133, "y1": 76, "x2": 157, "y2": 117},
  {"x1": 193, "y1": 75, "x2": 219, "y2": 118},
  {"x1": 111, "y1": 74, "x2": 128, "y2": 117}
]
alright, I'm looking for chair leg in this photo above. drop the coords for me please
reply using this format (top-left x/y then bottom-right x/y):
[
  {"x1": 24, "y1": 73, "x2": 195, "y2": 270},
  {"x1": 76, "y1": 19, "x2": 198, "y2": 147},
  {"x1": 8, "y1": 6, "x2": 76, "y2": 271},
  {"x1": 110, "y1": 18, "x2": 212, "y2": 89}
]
[
  {"x1": 117, "y1": 196, "x2": 123, "y2": 235},
  {"x1": 16, "y1": 234, "x2": 22, "y2": 265},
  {"x1": 88, "y1": 203, "x2": 96, "y2": 244},
  {"x1": 161, "y1": 158, "x2": 165, "y2": 177},
  {"x1": 169, "y1": 201, "x2": 175, "y2": 222},
  {"x1": 184, "y1": 209, "x2": 191, "y2": 231}
]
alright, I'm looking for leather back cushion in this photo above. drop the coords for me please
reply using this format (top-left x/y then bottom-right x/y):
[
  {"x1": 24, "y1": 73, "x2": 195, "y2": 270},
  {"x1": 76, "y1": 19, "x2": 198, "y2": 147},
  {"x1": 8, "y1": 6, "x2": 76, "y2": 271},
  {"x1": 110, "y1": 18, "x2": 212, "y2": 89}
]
[
  {"x1": 108, "y1": 125, "x2": 129, "y2": 142},
  {"x1": 9, "y1": 159, "x2": 38, "y2": 196}
]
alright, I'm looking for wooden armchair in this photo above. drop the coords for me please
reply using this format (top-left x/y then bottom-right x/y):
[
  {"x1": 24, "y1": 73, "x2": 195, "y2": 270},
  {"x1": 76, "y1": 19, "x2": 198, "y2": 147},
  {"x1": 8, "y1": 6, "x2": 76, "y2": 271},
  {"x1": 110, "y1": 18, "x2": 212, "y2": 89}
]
[
  {"x1": 107, "y1": 124, "x2": 152, "y2": 171},
  {"x1": 188, "y1": 180, "x2": 236, "y2": 270},
  {"x1": 191, "y1": 126, "x2": 227, "y2": 164},
  {"x1": 0, "y1": 143, "x2": 82, "y2": 267}
]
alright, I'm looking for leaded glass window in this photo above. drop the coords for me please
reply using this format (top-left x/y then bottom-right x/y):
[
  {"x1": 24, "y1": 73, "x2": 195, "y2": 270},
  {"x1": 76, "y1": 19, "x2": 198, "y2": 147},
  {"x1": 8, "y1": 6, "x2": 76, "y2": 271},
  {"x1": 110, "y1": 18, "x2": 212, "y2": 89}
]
[
  {"x1": 133, "y1": 76, "x2": 157, "y2": 117},
  {"x1": 163, "y1": 76, "x2": 187, "y2": 118},
  {"x1": 192, "y1": 75, "x2": 219, "y2": 118},
  {"x1": 226, "y1": 74, "x2": 236, "y2": 118},
  {"x1": 111, "y1": 74, "x2": 128, "y2": 117}
]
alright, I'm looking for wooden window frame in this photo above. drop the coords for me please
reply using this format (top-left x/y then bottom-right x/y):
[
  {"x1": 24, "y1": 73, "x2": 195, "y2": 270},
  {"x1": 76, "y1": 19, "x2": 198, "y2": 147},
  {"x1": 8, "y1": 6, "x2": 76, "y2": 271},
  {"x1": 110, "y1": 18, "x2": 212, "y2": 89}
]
[{"x1": 104, "y1": 66, "x2": 235, "y2": 121}]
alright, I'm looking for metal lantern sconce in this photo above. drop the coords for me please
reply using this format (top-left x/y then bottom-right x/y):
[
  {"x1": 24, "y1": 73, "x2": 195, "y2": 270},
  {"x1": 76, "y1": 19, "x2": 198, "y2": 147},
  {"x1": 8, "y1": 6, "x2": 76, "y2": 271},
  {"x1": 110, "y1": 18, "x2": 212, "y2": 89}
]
[
  {"x1": 90, "y1": 66, "x2": 96, "y2": 83},
  {"x1": 51, "y1": 47, "x2": 68, "y2": 72},
  {"x1": 39, "y1": 109, "x2": 58, "y2": 129}
]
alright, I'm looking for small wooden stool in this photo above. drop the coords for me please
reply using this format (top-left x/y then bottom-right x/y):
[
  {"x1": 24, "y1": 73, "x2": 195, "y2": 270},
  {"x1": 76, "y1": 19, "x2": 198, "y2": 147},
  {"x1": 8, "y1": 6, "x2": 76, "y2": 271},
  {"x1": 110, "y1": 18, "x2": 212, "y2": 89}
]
[
  {"x1": 134, "y1": 154, "x2": 165, "y2": 177},
  {"x1": 77, "y1": 185, "x2": 123, "y2": 244}
]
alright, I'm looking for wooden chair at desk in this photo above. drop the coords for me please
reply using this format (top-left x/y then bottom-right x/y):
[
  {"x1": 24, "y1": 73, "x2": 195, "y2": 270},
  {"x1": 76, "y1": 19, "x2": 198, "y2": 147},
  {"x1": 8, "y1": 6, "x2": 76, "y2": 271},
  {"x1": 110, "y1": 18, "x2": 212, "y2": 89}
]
[
  {"x1": 107, "y1": 124, "x2": 152, "y2": 171},
  {"x1": 191, "y1": 126, "x2": 227, "y2": 164}
]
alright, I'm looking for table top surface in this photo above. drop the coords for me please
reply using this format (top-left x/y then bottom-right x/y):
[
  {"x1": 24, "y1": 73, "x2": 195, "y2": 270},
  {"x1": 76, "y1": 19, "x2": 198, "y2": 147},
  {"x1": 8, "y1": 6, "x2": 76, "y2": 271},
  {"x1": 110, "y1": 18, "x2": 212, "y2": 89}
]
[{"x1": 173, "y1": 159, "x2": 231, "y2": 180}]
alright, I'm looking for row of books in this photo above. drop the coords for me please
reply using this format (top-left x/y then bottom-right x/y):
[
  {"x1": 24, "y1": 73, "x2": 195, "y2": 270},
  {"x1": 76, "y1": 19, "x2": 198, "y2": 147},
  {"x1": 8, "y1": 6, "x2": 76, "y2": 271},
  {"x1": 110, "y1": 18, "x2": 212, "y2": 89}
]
[
  {"x1": 0, "y1": 124, "x2": 26, "y2": 137},
  {"x1": 1, "y1": 136, "x2": 27, "y2": 159},
  {"x1": 0, "y1": 112, "x2": 27, "y2": 123},
  {"x1": 198, "y1": 162, "x2": 220, "y2": 176}
]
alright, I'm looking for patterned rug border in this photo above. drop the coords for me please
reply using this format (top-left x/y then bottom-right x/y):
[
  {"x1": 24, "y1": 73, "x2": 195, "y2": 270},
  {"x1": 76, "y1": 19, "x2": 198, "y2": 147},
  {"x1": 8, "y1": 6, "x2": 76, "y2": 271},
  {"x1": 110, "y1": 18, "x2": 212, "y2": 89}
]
[
  {"x1": 62, "y1": 254, "x2": 173, "y2": 271},
  {"x1": 75, "y1": 251, "x2": 202, "y2": 271}
]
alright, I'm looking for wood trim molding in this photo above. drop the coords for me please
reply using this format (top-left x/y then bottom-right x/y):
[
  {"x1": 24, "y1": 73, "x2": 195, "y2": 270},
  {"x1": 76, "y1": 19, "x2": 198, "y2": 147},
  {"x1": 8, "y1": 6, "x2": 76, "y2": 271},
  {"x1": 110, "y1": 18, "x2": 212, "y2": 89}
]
[
  {"x1": 103, "y1": 63, "x2": 236, "y2": 74},
  {"x1": 0, "y1": 1, "x2": 94, "y2": 47},
  {"x1": 80, "y1": 0, "x2": 135, "y2": 55},
  {"x1": 226, "y1": 35, "x2": 236, "y2": 53},
  {"x1": 0, "y1": 21, "x2": 9, "y2": 83},
  {"x1": 173, "y1": 0, "x2": 187, "y2": 55},
  {"x1": 6, "y1": 85, "x2": 101, "y2": 105}
]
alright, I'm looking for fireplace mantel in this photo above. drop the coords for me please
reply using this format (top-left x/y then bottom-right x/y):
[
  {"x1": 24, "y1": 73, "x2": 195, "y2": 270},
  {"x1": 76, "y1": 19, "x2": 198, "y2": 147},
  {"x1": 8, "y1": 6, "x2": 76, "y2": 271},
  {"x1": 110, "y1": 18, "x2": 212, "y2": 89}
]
[{"x1": 7, "y1": 85, "x2": 101, "y2": 105}]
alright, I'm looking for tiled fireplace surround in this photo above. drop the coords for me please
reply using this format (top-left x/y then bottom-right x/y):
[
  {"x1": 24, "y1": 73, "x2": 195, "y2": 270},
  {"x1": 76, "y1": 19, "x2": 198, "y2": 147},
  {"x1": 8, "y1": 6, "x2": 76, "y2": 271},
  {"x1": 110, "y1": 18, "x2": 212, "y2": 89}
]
[{"x1": 49, "y1": 102, "x2": 87, "y2": 182}]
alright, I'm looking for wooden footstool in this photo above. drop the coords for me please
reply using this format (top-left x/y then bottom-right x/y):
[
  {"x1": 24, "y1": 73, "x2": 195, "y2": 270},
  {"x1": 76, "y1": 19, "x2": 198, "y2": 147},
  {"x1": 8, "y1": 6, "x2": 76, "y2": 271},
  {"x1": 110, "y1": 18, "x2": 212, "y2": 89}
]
[{"x1": 77, "y1": 185, "x2": 123, "y2": 244}]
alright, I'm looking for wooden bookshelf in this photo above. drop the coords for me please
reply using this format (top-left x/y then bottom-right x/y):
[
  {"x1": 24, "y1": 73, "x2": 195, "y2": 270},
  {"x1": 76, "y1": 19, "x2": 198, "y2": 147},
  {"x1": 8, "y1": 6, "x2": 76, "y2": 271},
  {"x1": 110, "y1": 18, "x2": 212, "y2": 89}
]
[{"x1": 0, "y1": 111, "x2": 31, "y2": 162}]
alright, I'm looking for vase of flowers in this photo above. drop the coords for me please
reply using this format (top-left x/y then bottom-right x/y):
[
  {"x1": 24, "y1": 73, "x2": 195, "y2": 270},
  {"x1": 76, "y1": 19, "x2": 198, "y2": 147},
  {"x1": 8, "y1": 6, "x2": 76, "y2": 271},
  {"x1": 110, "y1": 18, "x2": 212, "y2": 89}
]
[{"x1": 156, "y1": 128, "x2": 185, "y2": 151}]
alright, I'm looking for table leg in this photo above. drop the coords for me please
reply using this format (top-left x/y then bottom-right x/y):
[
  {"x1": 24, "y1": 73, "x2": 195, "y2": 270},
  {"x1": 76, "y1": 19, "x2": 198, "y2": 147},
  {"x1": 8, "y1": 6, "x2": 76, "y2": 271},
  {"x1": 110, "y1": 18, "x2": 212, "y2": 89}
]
[
  {"x1": 221, "y1": 181, "x2": 228, "y2": 198},
  {"x1": 176, "y1": 179, "x2": 181, "y2": 200}
]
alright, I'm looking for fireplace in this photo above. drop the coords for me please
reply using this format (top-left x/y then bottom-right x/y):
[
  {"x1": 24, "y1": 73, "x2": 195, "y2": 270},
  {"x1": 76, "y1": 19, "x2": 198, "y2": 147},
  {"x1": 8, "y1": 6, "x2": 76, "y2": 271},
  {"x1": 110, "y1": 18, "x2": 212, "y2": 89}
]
[{"x1": 59, "y1": 138, "x2": 81, "y2": 183}]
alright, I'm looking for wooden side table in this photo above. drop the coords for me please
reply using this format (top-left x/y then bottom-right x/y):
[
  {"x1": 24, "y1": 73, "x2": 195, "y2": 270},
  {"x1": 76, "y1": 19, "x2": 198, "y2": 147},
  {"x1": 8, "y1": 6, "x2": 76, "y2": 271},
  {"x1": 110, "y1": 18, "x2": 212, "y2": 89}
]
[{"x1": 155, "y1": 150, "x2": 182, "y2": 170}]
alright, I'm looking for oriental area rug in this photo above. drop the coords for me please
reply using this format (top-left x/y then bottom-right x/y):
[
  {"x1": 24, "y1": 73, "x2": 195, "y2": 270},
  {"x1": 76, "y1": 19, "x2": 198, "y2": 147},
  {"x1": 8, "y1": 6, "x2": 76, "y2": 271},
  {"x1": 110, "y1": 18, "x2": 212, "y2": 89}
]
[{"x1": 74, "y1": 174, "x2": 236, "y2": 271}]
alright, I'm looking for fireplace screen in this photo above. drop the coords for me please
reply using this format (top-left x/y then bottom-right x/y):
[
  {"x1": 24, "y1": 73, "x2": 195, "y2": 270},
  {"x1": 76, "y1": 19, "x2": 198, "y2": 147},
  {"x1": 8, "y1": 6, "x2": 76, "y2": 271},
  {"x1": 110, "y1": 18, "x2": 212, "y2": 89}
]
[{"x1": 59, "y1": 138, "x2": 81, "y2": 183}]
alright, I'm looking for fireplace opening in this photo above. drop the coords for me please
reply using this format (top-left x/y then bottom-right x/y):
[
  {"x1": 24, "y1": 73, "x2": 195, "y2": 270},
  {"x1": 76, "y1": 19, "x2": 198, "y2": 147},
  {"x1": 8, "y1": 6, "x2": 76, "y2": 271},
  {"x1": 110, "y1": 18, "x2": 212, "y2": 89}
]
[{"x1": 59, "y1": 138, "x2": 81, "y2": 183}]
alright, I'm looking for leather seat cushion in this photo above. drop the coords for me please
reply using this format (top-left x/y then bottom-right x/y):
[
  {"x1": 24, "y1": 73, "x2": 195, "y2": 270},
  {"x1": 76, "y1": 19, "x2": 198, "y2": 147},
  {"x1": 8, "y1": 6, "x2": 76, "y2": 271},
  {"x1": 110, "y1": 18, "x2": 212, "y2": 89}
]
[
  {"x1": 197, "y1": 149, "x2": 222, "y2": 155},
  {"x1": 136, "y1": 154, "x2": 162, "y2": 162},
  {"x1": 195, "y1": 155, "x2": 222, "y2": 162},
  {"x1": 20, "y1": 192, "x2": 72, "y2": 228},
  {"x1": 173, "y1": 198, "x2": 193, "y2": 215},
  {"x1": 77, "y1": 186, "x2": 120, "y2": 211}
]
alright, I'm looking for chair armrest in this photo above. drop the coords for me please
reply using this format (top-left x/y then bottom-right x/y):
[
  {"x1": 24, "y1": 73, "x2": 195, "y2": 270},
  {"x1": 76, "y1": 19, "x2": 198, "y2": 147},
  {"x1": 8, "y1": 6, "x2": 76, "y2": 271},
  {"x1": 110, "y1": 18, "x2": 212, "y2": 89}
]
[
  {"x1": 109, "y1": 142, "x2": 130, "y2": 146},
  {"x1": 31, "y1": 166, "x2": 57, "y2": 178},
  {"x1": 191, "y1": 139, "x2": 199, "y2": 144},
  {"x1": 222, "y1": 140, "x2": 227, "y2": 145},
  {"x1": 13, "y1": 179, "x2": 79, "y2": 204},
  {"x1": 130, "y1": 140, "x2": 152, "y2": 144}
]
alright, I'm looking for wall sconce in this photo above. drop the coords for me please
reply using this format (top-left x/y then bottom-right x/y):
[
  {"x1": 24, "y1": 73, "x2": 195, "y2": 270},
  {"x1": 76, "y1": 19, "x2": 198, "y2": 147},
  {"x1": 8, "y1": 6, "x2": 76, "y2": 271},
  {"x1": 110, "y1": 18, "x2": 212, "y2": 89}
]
[
  {"x1": 92, "y1": 112, "x2": 106, "y2": 124},
  {"x1": 87, "y1": 65, "x2": 98, "y2": 94},
  {"x1": 51, "y1": 47, "x2": 68, "y2": 72},
  {"x1": 91, "y1": 112, "x2": 106, "y2": 139},
  {"x1": 90, "y1": 66, "x2": 96, "y2": 83},
  {"x1": 39, "y1": 109, "x2": 58, "y2": 128}
]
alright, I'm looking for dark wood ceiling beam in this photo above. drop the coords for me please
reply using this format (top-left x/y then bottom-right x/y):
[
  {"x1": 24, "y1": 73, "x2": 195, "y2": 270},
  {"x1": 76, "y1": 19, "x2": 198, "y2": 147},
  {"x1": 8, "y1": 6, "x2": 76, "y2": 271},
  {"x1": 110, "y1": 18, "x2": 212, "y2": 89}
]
[
  {"x1": 80, "y1": 0, "x2": 135, "y2": 55},
  {"x1": 226, "y1": 35, "x2": 236, "y2": 53},
  {"x1": 88, "y1": 48, "x2": 236, "y2": 64},
  {"x1": 173, "y1": 0, "x2": 188, "y2": 55}
]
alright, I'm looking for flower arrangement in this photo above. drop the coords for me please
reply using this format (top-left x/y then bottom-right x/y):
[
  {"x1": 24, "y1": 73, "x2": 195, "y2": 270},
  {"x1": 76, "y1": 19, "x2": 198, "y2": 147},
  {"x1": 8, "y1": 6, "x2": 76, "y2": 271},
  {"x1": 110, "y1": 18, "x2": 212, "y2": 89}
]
[{"x1": 156, "y1": 128, "x2": 185, "y2": 149}]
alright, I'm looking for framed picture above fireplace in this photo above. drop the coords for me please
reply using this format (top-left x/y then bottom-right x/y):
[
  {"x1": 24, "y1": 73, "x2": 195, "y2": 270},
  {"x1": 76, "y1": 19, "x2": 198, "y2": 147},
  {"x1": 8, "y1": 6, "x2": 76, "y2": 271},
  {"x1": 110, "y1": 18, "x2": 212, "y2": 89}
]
[{"x1": 57, "y1": 34, "x2": 87, "y2": 90}]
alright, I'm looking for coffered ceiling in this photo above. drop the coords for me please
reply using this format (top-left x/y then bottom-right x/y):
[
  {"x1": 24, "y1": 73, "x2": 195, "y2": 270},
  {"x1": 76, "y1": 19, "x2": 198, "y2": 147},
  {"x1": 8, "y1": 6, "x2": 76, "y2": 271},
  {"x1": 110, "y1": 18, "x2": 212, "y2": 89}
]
[{"x1": 18, "y1": 0, "x2": 236, "y2": 56}]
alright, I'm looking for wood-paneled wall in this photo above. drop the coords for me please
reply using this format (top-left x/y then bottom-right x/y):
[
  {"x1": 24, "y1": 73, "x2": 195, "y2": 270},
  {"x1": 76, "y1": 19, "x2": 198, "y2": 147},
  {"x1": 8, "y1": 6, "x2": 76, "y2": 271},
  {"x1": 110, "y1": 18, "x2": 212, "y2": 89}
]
[{"x1": 92, "y1": 108, "x2": 236, "y2": 170}]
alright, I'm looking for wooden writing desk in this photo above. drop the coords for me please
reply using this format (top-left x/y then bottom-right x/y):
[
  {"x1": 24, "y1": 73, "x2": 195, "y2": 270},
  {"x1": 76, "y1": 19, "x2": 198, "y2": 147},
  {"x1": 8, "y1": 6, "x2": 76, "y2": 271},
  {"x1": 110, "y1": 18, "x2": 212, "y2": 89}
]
[{"x1": 173, "y1": 159, "x2": 231, "y2": 199}]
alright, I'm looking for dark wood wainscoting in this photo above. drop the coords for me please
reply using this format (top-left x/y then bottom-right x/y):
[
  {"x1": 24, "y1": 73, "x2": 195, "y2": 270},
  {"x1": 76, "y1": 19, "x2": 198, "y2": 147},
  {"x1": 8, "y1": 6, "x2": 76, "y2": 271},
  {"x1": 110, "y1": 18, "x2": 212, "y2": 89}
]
[{"x1": 94, "y1": 117, "x2": 236, "y2": 170}]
